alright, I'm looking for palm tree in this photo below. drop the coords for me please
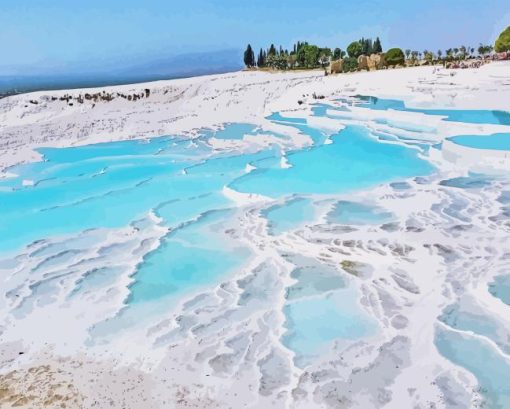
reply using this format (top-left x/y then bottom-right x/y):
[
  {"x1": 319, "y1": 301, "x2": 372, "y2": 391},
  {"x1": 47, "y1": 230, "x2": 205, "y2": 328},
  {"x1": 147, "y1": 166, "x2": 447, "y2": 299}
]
[
  {"x1": 477, "y1": 44, "x2": 493, "y2": 57},
  {"x1": 405, "y1": 49, "x2": 411, "y2": 60},
  {"x1": 459, "y1": 46, "x2": 467, "y2": 60}
]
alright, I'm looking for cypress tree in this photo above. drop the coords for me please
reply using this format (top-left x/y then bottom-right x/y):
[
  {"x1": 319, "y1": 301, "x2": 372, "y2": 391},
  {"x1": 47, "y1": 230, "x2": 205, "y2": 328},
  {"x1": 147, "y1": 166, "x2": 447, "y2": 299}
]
[
  {"x1": 362, "y1": 38, "x2": 373, "y2": 55},
  {"x1": 373, "y1": 37, "x2": 383, "y2": 53},
  {"x1": 244, "y1": 44, "x2": 255, "y2": 67},
  {"x1": 257, "y1": 48, "x2": 265, "y2": 67}
]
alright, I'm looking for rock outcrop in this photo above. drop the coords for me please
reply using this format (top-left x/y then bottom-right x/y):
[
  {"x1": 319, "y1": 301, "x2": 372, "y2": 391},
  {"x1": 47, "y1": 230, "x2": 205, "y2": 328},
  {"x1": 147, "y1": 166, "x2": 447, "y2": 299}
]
[
  {"x1": 358, "y1": 53, "x2": 386, "y2": 71},
  {"x1": 331, "y1": 53, "x2": 386, "y2": 74},
  {"x1": 330, "y1": 59, "x2": 344, "y2": 74},
  {"x1": 357, "y1": 55, "x2": 369, "y2": 70},
  {"x1": 367, "y1": 53, "x2": 386, "y2": 70}
]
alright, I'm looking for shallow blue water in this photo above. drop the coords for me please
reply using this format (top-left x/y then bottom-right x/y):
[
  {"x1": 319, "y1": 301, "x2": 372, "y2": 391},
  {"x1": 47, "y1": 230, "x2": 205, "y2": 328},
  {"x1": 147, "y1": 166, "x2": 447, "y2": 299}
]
[
  {"x1": 375, "y1": 118, "x2": 437, "y2": 134},
  {"x1": 0, "y1": 159, "x2": 212, "y2": 252},
  {"x1": 2, "y1": 94, "x2": 510, "y2": 405},
  {"x1": 448, "y1": 133, "x2": 510, "y2": 150},
  {"x1": 436, "y1": 326, "x2": 510, "y2": 408},
  {"x1": 262, "y1": 197, "x2": 316, "y2": 235},
  {"x1": 439, "y1": 173, "x2": 492, "y2": 189},
  {"x1": 266, "y1": 112, "x2": 307, "y2": 124},
  {"x1": 0, "y1": 140, "x2": 276, "y2": 252},
  {"x1": 39, "y1": 136, "x2": 176, "y2": 163},
  {"x1": 230, "y1": 125, "x2": 433, "y2": 198},
  {"x1": 155, "y1": 192, "x2": 232, "y2": 226},
  {"x1": 0, "y1": 106, "x2": 436, "y2": 311},
  {"x1": 129, "y1": 209, "x2": 251, "y2": 303},
  {"x1": 327, "y1": 200, "x2": 393, "y2": 225},
  {"x1": 201, "y1": 123, "x2": 259, "y2": 140},
  {"x1": 283, "y1": 287, "x2": 376, "y2": 366},
  {"x1": 352, "y1": 96, "x2": 510, "y2": 125},
  {"x1": 439, "y1": 301, "x2": 510, "y2": 355},
  {"x1": 436, "y1": 273, "x2": 510, "y2": 407},
  {"x1": 498, "y1": 191, "x2": 510, "y2": 205},
  {"x1": 489, "y1": 275, "x2": 510, "y2": 306},
  {"x1": 311, "y1": 103, "x2": 349, "y2": 117},
  {"x1": 285, "y1": 262, "x2": 345, "y2": 301}
]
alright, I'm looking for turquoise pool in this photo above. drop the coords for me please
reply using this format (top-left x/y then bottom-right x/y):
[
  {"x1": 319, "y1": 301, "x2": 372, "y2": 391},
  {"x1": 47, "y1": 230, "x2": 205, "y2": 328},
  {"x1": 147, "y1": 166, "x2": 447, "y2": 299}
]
[
  {"x1": 448, "y1": 133, "x2": 510, "y2": 150},
  {"x1": 350, "y1": 95, "x2": 510, "y2": 126}
]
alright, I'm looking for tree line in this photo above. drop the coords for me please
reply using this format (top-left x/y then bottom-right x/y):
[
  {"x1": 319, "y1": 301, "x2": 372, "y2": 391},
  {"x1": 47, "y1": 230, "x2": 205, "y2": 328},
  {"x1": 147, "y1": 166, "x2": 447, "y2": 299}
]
[
  {"x1": 244, "y1": 38, "x2": 383, "y2": 70},
  {"x1": 402, "y1": 44, "x2": 494, "y2": 63},
  {"x1": 243, "y1": 26, "x2": 510, "y2": 72}
]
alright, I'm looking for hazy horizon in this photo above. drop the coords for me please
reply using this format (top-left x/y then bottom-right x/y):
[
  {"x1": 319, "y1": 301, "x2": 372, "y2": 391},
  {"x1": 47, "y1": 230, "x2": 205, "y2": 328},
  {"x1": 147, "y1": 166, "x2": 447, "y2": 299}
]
[{"x1": 0, "y1": 49, "x2": 244, "y2": 95}]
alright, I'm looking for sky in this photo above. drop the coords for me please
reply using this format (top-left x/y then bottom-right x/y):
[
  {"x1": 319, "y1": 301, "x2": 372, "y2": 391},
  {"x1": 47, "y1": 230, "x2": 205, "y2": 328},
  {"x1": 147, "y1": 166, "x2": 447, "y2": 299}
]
[{"x1": 1, "y1": 0, "x2": 509, "y2": 75}]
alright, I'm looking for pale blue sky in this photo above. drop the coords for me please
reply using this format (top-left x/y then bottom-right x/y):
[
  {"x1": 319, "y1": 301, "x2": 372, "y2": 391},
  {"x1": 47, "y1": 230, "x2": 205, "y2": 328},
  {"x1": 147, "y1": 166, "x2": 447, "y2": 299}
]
[{"x1": 1, "y1": 0, "x2": 509, "y2": 75}]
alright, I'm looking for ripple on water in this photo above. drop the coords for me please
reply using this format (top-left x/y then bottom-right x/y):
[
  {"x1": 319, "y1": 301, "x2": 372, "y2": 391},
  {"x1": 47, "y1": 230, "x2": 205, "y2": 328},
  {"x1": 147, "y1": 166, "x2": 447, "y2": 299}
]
[
  {"x1": 229, "y1": 125, "x2": 433, "y2": 198},
  {"x1": 0, "y1": 144, "x2": 268, "y2": 253}
]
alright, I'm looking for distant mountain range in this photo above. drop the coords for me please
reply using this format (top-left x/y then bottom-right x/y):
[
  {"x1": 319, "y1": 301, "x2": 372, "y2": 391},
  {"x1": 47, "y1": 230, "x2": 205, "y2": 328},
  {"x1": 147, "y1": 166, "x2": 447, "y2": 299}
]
[{"x1": 0, "y1": 49, "x2": 244, "y2": 97}]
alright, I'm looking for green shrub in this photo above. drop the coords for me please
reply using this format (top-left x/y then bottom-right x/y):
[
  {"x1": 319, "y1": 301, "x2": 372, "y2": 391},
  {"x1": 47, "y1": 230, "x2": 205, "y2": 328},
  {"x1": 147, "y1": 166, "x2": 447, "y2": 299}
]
[
  {"x1": 347, "y1": 41, "x2": 363, "y2": 58},
  {"x1": 342, "y1": 57, "x2": 358, "y2": 72},
  {"x1": 385, "y1": 48, "x2": 405, "y2": 66},
  {"x1": 495, "y1": 26, "x2": 510, "y2": 52}
]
